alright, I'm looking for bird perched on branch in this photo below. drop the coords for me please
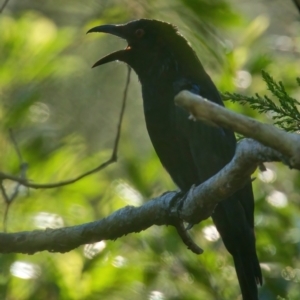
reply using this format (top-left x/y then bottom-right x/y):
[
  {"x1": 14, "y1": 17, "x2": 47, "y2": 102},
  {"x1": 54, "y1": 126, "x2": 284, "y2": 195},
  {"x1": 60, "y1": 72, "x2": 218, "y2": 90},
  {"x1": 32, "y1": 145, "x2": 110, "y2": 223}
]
[{"x1": 88, "y1": 19, "x2": 262, "y2": 300}]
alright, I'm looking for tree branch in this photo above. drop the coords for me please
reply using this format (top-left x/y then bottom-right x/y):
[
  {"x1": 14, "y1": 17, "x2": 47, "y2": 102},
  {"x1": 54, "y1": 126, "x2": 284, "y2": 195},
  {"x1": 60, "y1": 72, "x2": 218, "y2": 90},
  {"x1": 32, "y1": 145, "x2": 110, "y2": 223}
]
[
  {"x1": 179, "y1": 138, "x2": 284, "y2": 224},
  {"x1": 0, "y1": 138, "x2": 285, "y2": 254},
  {"x1": 175, "y1": 91, "x2": 300, "y2": 168},
  {"x1": 0, "y1": 191, "x2": 177, "y2": 254},
  {"x1": 0, "y1": 0, "x2": 10, "y2": 14},
  {"x1": 293, "y1": 0, "x2": 300, "y2": 13},
  {"x1": 0, "y1": 89, "x2": 297, "y2": 255}
]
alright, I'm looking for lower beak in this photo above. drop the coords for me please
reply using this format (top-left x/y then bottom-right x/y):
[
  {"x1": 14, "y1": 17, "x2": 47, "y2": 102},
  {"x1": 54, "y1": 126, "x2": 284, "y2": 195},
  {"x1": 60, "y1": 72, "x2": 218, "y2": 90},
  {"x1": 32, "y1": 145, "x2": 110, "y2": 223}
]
[{"x1": 92, "y1": 49, "x2": 130, "y2": 68}]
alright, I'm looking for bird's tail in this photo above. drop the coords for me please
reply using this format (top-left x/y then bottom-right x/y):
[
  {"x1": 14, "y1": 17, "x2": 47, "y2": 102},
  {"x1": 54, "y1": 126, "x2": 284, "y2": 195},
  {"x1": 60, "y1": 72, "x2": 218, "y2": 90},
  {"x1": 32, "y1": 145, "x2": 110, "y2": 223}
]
[
  {"x1": 212, "y1": 187, "x2": 262, "y2": 300},
  {"x1": 232, "y1": 250, "x2": 262, "y2": 300}
]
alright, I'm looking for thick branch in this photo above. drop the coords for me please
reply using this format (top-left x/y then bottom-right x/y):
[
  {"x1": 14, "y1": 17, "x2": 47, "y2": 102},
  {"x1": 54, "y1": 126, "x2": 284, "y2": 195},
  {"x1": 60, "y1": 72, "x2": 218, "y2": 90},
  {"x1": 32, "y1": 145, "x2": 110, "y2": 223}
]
[
  {"x1": 0, "y1": 192, "x2": 176, "y2": 254},
  {"x1": 179, "y1": 138, "x2": 284, "y2": 224},
  {"x1": 0, "y1": 89, "x2": 297, "y2": 254},
  {"x1": 175, "y1": 91, "x2": 300, "y2": 168},
  {"x1": 0, "y1": 139, "x2": 284, "y2": 254}
]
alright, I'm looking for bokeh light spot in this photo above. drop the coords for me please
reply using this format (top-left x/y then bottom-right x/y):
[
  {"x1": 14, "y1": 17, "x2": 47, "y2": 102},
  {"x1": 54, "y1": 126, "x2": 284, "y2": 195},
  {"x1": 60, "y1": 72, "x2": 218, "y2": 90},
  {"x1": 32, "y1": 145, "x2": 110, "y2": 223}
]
[
  {"x1": 266, "y1": 191, "x2": 288, "y2": 208},
  {"x1": 264, "y1": 244, "x2": 277, "y2": 256},
  {"x1": 260, "y1": 263, "x2": 271, "y2": 272},
  {"x1": 234, "y1": 70, "x2": 252, "y2": 89},
  {"x1": 113, "y1": 180, "x2": 143, "y2": 205},
  {"x1": 281, "y1": 266, "x2": 295, "y2": 281},
  {"x1": 84, "y1": 241, "x2": 106, "y2": 259},
  {"x1": 258, "y1": 168, "x2": 276, "y2": 183},
  {"x1": 149, "y1": 291, "x2": 165, "y2": 300},
  {"x1": 202, "y1": 225, "x2": 220, "y2": 242},
  {"x1": 275, "y1": 35, "x2": 294, "y2": 52},
  {"x1": 10, "y1": 261, "x2": 41, "y2": 280},
  {"x1": 33, "y1": 212, "x2": 64, "y2": 229},
  {"x1": 29, "y1": 102, "x2": 50, "y2": 123},
  {"x1": 112, "y1": 255, "x2": 127, "y2": 268}
]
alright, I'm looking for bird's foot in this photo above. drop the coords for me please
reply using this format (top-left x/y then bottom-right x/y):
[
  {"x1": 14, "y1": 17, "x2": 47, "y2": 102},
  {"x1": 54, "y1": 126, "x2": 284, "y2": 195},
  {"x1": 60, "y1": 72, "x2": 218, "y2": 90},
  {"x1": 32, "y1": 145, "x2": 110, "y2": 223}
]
[{"x1": 167, "y1": 191, "x2": 203, "y2": 255}]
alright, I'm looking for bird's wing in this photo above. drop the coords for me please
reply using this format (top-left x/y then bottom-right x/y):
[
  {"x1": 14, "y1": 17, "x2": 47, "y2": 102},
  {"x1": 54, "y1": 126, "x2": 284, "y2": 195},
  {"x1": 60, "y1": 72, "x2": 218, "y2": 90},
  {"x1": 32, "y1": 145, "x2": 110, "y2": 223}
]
[
  {"x1": 172, "y1": 77, "x2": 255, "y2": 228},
  {"x1": 173, "y1": 77, "x2": 236, "y2": 178}
]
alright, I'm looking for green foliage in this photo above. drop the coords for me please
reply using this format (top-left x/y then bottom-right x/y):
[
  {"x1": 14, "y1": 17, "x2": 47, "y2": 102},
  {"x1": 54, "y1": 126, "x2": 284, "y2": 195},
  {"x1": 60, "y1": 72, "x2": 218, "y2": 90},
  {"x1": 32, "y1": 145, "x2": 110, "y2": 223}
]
[
  {"x1": 178, "y1": 0, "x2": 242, "y2": 27},
  {"x1": 0, "y1": 1, "x2": 300, "y2": 300},
  {"x1": 223, "y1": 71, "x2": 300, "y2": 132}
]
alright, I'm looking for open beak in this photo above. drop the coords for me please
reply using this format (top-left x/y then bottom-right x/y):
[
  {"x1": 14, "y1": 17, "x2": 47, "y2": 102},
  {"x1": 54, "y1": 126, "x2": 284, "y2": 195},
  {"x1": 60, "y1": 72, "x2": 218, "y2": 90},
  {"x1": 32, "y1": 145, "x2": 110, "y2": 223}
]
[{"x1": 87, "y1": 24, "x2": 130, "y2": 68}]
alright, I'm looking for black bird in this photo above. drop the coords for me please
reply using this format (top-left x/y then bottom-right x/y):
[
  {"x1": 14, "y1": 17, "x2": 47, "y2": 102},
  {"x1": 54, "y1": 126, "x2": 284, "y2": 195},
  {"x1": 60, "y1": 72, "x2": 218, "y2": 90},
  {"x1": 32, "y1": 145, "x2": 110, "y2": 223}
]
[{"x1": 88, "y1": 19, "x2": 262, "y2": 300}]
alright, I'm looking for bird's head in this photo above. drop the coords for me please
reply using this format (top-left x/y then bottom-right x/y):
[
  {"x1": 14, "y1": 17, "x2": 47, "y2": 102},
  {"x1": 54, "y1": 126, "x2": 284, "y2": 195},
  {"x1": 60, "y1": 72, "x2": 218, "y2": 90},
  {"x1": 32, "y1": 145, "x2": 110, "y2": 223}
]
[{"x1": 87, "y1": 19, "x2": 201, "y2": 80}]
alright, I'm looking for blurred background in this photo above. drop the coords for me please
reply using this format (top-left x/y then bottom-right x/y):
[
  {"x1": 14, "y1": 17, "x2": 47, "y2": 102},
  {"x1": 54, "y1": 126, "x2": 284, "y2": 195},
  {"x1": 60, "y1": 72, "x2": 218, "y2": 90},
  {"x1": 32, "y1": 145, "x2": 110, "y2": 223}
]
[{"x1": 0, "y1": 0, "x2": 300, "y2": 299}]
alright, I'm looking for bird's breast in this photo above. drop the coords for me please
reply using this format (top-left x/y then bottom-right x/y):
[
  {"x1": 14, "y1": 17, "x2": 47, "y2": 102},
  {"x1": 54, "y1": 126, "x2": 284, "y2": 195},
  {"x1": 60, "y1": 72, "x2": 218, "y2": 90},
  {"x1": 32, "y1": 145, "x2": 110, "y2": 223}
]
[
  {"x1": 140, "y1": 82, "x2": 200, "y2": 190},
  {"x1": 141, "y1": 80, "x2": 175, "y2": 111}
]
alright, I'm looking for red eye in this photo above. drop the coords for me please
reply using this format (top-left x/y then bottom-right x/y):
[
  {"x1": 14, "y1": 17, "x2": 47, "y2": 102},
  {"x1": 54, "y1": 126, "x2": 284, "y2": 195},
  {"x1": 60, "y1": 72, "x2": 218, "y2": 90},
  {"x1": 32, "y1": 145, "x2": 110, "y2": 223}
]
[{"x1": 135, "y1": 28, "x2": 145, "y2": 38}]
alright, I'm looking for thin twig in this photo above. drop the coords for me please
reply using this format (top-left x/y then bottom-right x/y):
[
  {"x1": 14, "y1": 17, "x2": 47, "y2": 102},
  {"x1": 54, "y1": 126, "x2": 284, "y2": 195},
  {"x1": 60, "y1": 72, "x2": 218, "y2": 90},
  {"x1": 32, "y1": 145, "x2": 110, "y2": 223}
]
[
  {"x1": 111, "y1": 65, "x2": 131, "y2": 160},
  {"x1": 0, "y1": 67, "x2": 131, "y2": 189},
  {"x1": 1, "y1": 130, "x2": 29, "y2": 231},
  {"x1": 0, "y1": 182, "x2": 10, "y2": 204},
  {"x1": 2, "y1": 202, "x2": 10, "y2": 233},
  {"x1": 173, "y1": 220, "x2": 203, "y2": 254},
  {"x1": 167, "y1": 191, "x2": 203, "y2": 254},
  {"x1": 0, "y1": 182, "x2": 10, "y2": 232},
  {"x1": 9, "y1": 128, "x2": 24, "y2": 163},
  {"x1": 0, "y1": 0, "x2": 9, "y2": 14},
  {"x1": 293, "y1": 0, "x2": 300, "y2": 13}
]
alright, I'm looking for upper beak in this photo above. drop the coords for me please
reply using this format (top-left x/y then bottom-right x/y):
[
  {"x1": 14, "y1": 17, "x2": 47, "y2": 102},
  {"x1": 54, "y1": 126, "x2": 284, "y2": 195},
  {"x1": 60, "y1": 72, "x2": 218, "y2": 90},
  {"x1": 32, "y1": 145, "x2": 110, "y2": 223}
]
[
  {"x1": 87, "y1": 24, "x2": 130, "y2": 68},
  {"x1": 87, "y1": 24, "x2": 127, "y2": 39}
]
